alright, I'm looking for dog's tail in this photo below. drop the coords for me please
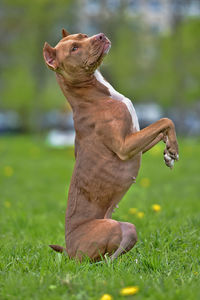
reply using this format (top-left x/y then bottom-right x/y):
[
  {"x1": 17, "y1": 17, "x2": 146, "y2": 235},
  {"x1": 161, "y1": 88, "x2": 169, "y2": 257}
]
[{"x1": 49, "y1": 244, "x2": 66, "y2": 253}]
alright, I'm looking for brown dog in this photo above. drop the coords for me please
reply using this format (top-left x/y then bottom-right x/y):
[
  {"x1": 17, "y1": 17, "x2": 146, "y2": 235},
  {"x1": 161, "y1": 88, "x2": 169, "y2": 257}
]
[{"x1": 43, "y1": 29, "x2": 179, "y2": 261}]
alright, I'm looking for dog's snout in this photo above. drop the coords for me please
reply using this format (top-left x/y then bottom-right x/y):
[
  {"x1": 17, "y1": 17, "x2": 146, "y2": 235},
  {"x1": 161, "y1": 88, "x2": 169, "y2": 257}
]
[{"x1": 94, "y1": 33, "x2": 106, "y2": 42}]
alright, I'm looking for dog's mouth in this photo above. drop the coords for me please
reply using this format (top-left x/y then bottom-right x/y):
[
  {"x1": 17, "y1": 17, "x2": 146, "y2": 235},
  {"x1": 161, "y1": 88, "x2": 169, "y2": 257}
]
[
  {"x1": 100, "y1": 39, "x2": 111, "y2": 57},
  {"x1": 95, "y1": 39, "x2": 111, "y2": 67},
  {"x1": 84, "y1": 37, "x2": 111, "y2": 72}
]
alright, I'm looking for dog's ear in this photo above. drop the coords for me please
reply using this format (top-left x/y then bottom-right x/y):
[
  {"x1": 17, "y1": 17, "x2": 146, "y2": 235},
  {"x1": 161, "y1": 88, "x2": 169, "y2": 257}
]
[
  {"x1": 62, "y1": 28, "x2": 70, "y2": 38},
  {"x1": 43, "y1": 42, "x2": 58, "y2": 71}
]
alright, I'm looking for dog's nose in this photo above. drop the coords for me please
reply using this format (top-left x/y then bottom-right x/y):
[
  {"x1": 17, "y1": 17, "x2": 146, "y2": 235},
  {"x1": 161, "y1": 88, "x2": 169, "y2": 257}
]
[{"x1": 94, "y1": 33, "x2": 106, "y2": 42}]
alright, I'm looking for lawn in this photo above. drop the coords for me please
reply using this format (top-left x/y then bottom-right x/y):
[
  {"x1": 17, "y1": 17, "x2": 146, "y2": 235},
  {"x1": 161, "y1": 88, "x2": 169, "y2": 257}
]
[{"x1": 0, "y1": 135, "x2": 200, "y2": 300}]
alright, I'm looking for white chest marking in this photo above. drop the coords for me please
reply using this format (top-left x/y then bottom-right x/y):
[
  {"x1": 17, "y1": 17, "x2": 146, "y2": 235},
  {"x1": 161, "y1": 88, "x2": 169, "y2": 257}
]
[{"x1": 94, "y1": 70, "x2": 140, "y2": 131}]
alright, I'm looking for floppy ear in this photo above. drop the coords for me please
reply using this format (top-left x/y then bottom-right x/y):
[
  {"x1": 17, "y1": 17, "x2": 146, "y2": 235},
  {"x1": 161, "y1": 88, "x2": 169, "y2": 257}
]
[
  {"x1": 62, "y1": 28, "x2": 70, "y2": 38},
  {"x1": 43, "y1": 42, "x2": 58, "y2": 71}
]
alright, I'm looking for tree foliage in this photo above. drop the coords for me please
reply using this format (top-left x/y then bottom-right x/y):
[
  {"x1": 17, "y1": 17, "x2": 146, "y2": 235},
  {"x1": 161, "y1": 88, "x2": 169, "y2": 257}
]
[{"x1": 0, "y1": 0, "x2": 199, "y2": 129}]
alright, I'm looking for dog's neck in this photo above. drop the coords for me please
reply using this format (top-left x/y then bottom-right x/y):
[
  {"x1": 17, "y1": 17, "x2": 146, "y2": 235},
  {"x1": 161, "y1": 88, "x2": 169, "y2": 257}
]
[
  {"x1": 56, "y1": 70, "x2": 140, "y2": 131},
  {"x1": 56, "y1": 71, "x2": 110, "y2": 111}
]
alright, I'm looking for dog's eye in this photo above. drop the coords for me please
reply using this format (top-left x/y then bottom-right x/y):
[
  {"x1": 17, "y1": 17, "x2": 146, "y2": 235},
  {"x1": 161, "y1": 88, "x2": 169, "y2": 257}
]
[{"x1": 72, "y1": 46, "x2": 78, "y2": 52}]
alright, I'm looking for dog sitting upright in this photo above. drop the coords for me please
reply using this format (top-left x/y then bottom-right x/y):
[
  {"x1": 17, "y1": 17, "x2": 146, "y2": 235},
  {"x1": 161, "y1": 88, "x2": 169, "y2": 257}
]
[{"x1": 43, "y1": 29, "x2": 179, "y2": 261}]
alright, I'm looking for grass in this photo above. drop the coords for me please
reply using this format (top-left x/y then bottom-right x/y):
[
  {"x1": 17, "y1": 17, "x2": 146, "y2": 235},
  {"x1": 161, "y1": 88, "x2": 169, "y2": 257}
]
[{"x1": 0, "y1": 135, "x2": 200, "y2": 300}]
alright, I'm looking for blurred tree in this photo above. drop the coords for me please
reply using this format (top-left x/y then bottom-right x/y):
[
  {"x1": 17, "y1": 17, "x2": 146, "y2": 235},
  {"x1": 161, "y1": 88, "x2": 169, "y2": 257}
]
[
  {"x1": 0, "y1": 0, "x2": 199, "y2": 131},
  {"x1": 146, "y1": 18, "x2": 200, "y2": 106},
  {"x1": 0, "y1": 0, "x2": 73, "y2": 129},
  {"x1": 2, "y1": 66, "x2": 35, "y2": 128}
]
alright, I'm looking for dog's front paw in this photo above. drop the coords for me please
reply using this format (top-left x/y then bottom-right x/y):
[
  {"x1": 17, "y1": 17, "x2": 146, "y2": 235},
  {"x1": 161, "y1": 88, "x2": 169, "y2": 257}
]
[
  {"x1": 164, "y1": 148, "x2": 179, "y2": 169},
  {"x1": 163, "y1": 136, "x2": 179, "y2": 168},
  {"x1": 164, "y1": 151, "x2": 175, "y2": 168}
]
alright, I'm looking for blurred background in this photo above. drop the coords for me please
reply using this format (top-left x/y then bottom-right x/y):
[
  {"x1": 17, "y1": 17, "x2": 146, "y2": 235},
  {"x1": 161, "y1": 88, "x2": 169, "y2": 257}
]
[
  {"x1": 0, "y1": 0, "x2": 200, "y2": 143},
  {"x1": 1, "y1": 2, "x2": 200, "y2": 297}
]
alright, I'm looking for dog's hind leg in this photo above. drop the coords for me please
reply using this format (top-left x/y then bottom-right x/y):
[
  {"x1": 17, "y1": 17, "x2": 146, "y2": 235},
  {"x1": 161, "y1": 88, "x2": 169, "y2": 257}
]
[
  {"x1": 67, "y1": 219, "x2": 137, "y2": 261},
  {"x1": 66, "y1": 219, "x2": 123, "y2": 261},
  {"x1": 110, "y1": 222, "x2": 137, "y2": 260}
]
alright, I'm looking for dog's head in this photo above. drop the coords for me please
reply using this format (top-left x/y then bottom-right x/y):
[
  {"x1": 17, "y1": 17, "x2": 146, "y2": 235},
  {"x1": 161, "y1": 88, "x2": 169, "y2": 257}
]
[{"x1": 43, "y1": 29, "x2": 111, "y2": 83}]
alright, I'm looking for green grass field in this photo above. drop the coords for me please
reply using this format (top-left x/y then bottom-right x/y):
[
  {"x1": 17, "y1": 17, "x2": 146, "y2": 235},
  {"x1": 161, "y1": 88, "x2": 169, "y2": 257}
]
[{"x1": 0, "y1": 135, "x2": 200, "y2": 300}]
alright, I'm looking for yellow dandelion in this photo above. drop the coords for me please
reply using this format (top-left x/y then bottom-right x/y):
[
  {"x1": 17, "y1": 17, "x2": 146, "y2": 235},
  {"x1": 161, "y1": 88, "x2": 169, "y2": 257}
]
[
  {"x1": 152, "y1": 204, "x2": 161, "y2": 212},
  {"x1": 100, "y1": 294, "x2": 113, "y2": 300},
  {"x1": 137, "y1": 212, "x2": 144, "y2": 218},
  {"x1": 120, "y1": 286, "x2": 139, "y2": 296},
  {"x1": 194, "y1": 272, "x2": 198, "y2": 276},
  {"x1": 4, "y1": 166, "x2": 14, "y2": 177},
  {"x1": 4, "y1": 201, "x2": 11, "y2": 208},
  {"x1": 129, "y1": 208, "x2": 137, "y2": 214},
  {"x1": 140, "y1": 177, "x2": 150, "y2": 188}
]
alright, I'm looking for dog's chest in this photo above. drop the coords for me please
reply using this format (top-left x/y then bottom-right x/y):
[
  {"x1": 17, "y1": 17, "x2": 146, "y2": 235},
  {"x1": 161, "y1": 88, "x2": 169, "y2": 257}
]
[{"x1": 94, "y1": 70, "x2": 140, "y2": 131}]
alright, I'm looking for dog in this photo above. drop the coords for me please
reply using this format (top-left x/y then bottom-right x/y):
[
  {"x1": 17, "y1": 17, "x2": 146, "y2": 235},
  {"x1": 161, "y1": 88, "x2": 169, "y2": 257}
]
[{"x1": 43, "y1": 29, "x2": 179, "y2": 261}]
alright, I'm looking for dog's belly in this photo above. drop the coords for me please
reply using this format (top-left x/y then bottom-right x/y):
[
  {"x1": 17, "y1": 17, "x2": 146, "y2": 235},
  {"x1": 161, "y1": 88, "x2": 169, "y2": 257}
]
[{"x1": 74, "y1": 148, "x2": 141, "y2": 209}]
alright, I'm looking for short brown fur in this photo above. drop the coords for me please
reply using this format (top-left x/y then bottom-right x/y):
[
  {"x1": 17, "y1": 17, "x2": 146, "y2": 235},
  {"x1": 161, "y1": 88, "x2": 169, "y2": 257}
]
[{"x1": 43, "y1": 30, "x2": 179, "y2": 262}]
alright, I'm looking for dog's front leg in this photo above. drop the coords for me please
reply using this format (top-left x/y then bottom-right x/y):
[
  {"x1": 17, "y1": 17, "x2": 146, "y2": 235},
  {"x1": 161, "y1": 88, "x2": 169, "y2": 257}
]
[
  {"x1": 110, "y1": 118, "x2": 179, "y2": 168},
  {"x1": 142, "y1": 132, "x2": 164, "y2": 154}
]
